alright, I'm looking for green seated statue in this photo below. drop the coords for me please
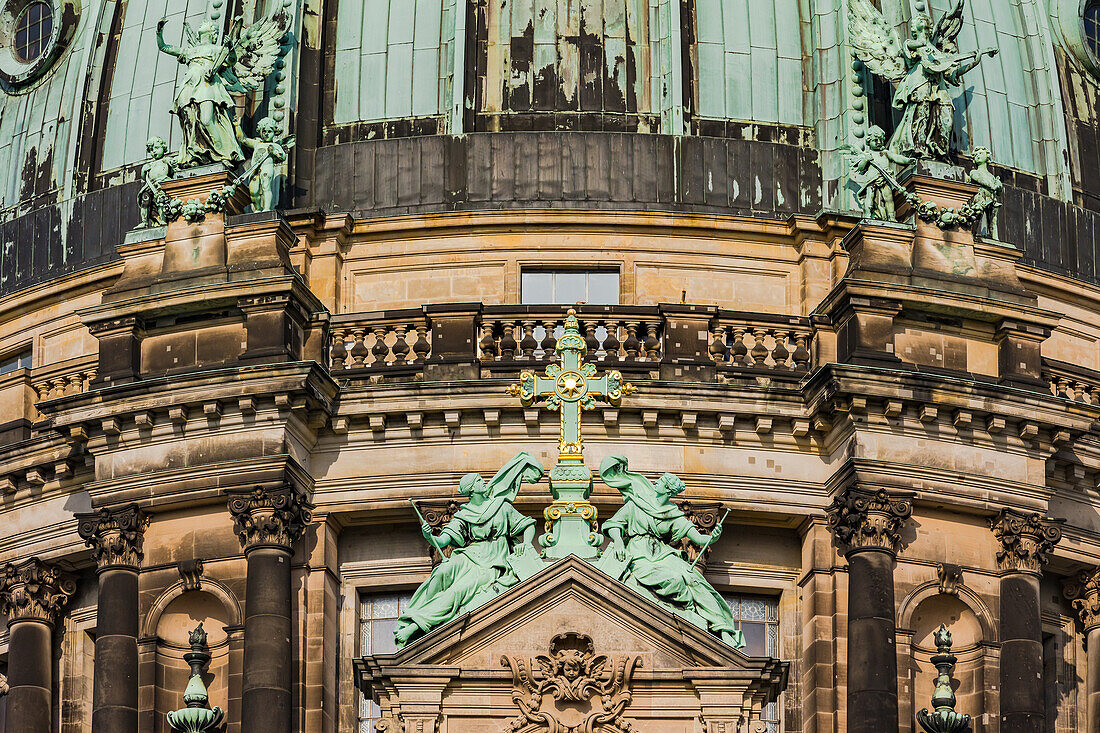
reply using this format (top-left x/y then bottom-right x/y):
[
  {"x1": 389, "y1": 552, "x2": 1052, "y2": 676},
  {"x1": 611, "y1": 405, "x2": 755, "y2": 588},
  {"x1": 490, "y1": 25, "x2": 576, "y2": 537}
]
[
  {"x1": 395, "y1": 452, "x2": 545, "y2": 646},
  {"x1": 599, "y1": 455, "x2": 746, "y2": 650}
]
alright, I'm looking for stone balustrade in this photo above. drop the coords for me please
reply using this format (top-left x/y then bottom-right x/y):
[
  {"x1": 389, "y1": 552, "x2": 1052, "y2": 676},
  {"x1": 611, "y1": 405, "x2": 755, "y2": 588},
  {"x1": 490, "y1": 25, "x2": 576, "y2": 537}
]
[
  {"x1": 1045, "y1": 359, "x2": 1100, "y2": 405},
  {"x1": 30, "y1": 357, "x2": 98, "y2": 402},
  {"x1": 325, "y1": 305, "x2": 815, "y2": 381}
]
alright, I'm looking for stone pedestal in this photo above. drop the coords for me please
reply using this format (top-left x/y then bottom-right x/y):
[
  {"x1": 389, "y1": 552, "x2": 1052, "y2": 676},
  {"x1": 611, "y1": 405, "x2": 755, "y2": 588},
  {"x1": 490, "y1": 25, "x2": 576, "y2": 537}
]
[
  {"x1": 658, "y1": 304, "x2": 717, "y2": 382},
  {"x1": 76, "y1": 504, "x2": 149, "y2": 733},
  {"x1": 826, "y1": 486, "x2": 913, "y2": 733},
  {"x1": 992, "y1": 509, "x2": 1063, "y2": 733},
  {"x1": 0, "y1": 559, "x2": 76, "y2": 733},
  {"x1": 227, "y1": 486, "x2": 312, "y2": 733}
]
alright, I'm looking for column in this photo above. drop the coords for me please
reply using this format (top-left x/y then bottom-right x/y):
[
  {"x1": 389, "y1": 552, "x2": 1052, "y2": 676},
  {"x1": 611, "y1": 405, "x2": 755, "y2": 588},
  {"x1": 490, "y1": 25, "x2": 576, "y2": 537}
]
[
  {"x1": 76, "y1": 504, "x2": 150, "y2": 733},
  {"x1": 825, "y1": 486, "x2": 913, "y2": 733},
  {"x1": 0, "y1": 558, "x2": 76, "y2": 733},
  {"x1": 992, "y1": 509, "x2": 1062, "y2": 733},
  {"x1": 227, "y1": 486, "x2": 312, "y2": 733},
  {"x1": 1063, "y1": 568, "x2": 1100, "y2": 732}
]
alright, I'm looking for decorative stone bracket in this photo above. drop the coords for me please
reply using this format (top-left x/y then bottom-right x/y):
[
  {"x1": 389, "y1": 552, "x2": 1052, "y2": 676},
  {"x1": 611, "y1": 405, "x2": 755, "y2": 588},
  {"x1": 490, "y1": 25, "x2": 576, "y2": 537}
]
[
  {"x1": 226, "y1": 485, "x2": 312, "y2": 551},
  {"x1": 991, "y1": 509, "x2": 1063, "y2": 574},
  {"x1": 76, "y1": 503, "x2": 151, "y2": 570},
  {"x1": 826, "y1": 486, "x2": 913, "y2": 556},
  {"x1": 0, "y1": 558, "x2": 76, "y2": 626}
]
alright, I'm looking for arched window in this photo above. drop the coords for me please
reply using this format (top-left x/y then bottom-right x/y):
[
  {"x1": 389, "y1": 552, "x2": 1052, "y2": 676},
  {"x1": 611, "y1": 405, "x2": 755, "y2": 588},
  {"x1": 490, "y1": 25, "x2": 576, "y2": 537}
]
[
  {"x1": 13, "y1": 2, "x2": 53, "y2": 63},
  {"x1": 1086, "y1": 1, "x2": 1100, "y2": 59}
]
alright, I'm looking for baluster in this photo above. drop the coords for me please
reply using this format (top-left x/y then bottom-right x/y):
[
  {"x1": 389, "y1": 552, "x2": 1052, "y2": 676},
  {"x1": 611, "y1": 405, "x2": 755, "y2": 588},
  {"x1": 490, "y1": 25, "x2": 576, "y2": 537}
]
[
  {"x1": 66, "y1": 373, "x2": 83, "y2": 396},
  {"x1": 330, "y1": 328, "x2": 348, "y2": 370},
  {"x1": 623, "y1": 322, "x2": 640, "y2": 361},
  {"x1": 500, "y1": 321, "x2": 519, "y2": 360},
  {"x1": 730, "y1": 328, "x2": 748, "y2": 367},
  {"x1": 584, "y1": 319, "x2": 600, "y2": 361},
  {"x1": 603, "y1": 320, "x2": 621, "y2": 362},
  {"x1": 772, "y1": 331, "x2": 791, "y2": 370},
  {"x1": 412, "y1": 324, "x2": 431, "y2": 363},
  {"x1": 751, "y1": 328, "x2": 770, "y2": 367},
  {"x1": 709, "y1": 325, "x2": 727, "y2": 363},
  {"x1": 643, "y1": 323, "x2": 660, "y2": 361},
  {"x1": 541, "y1": 320, "x2": 557, "y2": 361},
  {"x1": 350, "y1": 329, "x2": 368, "y2": 368},
  {"x1": 479, "y1": 322, "x2": 498, "y2": 361},
  {"x1": 371, "y1": 326, "x2": 390, "y2": 366},
  {"x1": 520, "y1": 321, "x2": 538, "y2": 360},
  {"x1": 392, "y1": 325, "x2": 410, "y2": 365},
  {"x1": 82, "y1": 370, "x2": 97, "y2": 391},
  {"x1": 792, "y1": 333, "x2": 811, "y2": 372}
]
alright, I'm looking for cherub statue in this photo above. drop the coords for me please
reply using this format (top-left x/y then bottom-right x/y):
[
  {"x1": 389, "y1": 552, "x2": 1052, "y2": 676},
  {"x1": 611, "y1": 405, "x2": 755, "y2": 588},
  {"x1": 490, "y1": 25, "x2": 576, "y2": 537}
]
[
  {"x1": 599, "y1": 455, "x2": 746, "y2": 649},
  {"x1": 235, "y1": 116, "x2": 295, "y2": 212},
  {"x1": 849, "y1": 125, "x2": 914, "y2": 221},
  {"x1": 967, "y1": 146, "x2": 1002, "y2": 237},
  {"x1": 156, "y1": 13, "x2": 287, "y2": 168},
  {"x1": 138, "y1": 136, "x2": 174, "y2": 227},
  {"x1": 394, "y1": 452, "x2": 545, "y2": 647},
  {"x1": 849, "y1": 0, "x2": 998, "y2": 161}
]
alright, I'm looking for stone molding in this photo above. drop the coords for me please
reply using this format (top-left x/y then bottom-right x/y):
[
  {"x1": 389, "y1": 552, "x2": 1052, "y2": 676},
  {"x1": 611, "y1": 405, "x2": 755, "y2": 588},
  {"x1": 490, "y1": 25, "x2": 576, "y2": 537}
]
[
  {"x1": 990, "y1": 509, "x2": 1063, "y2": 574},
  {"x1": 226, "y1": 485, "x2": 313, "y2": 551},
  {"x1": 0, "y1": 558, "x2": 76, "y2": 626},
  {"x1": 1063, "y1": 568, "x2": 1100, "y2": 630},
  {"x1": 76, "y1": 503, "x2": 151, "y2": 570},
  {"x1": 825, "y1": 487, "x2": 913, "y2": 555}
]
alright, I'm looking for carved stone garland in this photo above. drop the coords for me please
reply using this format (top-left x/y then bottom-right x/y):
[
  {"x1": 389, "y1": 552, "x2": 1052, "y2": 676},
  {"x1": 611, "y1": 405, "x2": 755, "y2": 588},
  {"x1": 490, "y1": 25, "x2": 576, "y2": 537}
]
[
  {"x1": 990, "y1": 509, "x2": 1063, "y2": 574},
  {"x1": 503, "y1": 633, "x2": 642, "y2": 733},
  {"x1": 826, "y1": 487, "x2": 913, "y2": 555},
  {"x1": 0, "y1": 558, "x2": 77, "y2": 625},
  {"x1": 226, "y1": 486, "x2": 312, "y2": 551},
  {"x1": 76, "y1": 503, "x2": 151, "y2": 570},
  {"x1": 1063, "y1": 568, "x2": 1100, "y2": 630}
]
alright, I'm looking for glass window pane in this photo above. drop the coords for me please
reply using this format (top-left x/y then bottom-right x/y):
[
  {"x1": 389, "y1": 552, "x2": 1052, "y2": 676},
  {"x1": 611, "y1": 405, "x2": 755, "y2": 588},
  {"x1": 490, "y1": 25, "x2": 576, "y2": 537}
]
[
  {"x1": 742, "y1": 598, "x2": 766, "y2": 621},
  {"x1": 740, "y1": 622, "x2": 767, "y2": 656},
  {"x1": 372, "y1": 594, "x2": 401, "y2": 619},
  {"x1": 587, "y1": 272, "x2": 620, "y2": 304},
  {"x1": 765, "y1": 599, "x2": 778, "y2": 622},
  {"x1": 521, "y1": 272, "x2": 553, "y2": 303},
  {"x1": 371, "y1": 619, "x2": 398, "y2": 654},
  {"x1": 554, "y1": 272, "x2": 587, "y2": 304},
  {"x1": 767, "y1": 624, "x2": 779, "y2": 656}
]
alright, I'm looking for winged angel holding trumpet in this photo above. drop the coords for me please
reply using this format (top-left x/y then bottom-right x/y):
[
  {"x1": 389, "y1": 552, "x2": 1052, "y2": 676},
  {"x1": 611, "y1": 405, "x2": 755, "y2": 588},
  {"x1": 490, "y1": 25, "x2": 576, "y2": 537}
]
[
  {"x1": 156, "y1": 13, "x2": 288, "y2": 168},
  {"x1": 849, "y1": 0, "x2": 998, "y2": 161}
]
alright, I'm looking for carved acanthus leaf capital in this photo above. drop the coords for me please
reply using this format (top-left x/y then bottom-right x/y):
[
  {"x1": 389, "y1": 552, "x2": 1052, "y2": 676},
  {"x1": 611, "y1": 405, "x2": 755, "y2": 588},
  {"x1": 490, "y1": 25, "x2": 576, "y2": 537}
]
[
  {"x1": 826, "y1": 487, "x2": 913, "y2": 555},
  {"x1": 0, "y1": 558, "x2": 76, "y2": 626},
  {"x1": 76, "y1": 503, "x2": 150, "y2": 570},
  {"x1": 676, "y1": 500, "x2": 725, "y2": 571},
  {"x1": 226, "y1": 486, "x2": 312, "y2": 551},
  {"x1": 991, "y1": 509, "x2": 1062, "y2": 574},
  {"x1": 1063, "y1": 568, "x2": 1100, "y2": 630}
]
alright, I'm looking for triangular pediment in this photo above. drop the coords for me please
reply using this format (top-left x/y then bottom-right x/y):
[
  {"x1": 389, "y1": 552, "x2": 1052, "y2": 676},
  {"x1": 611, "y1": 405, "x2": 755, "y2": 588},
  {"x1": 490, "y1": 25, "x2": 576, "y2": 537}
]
[{"x1": 381, "y1": 555, "x2": 777, "y2": 672}]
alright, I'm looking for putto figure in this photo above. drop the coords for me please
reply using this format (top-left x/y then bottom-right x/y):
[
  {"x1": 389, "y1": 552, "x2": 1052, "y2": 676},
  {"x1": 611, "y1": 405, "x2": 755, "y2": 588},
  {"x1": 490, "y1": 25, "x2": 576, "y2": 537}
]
[
  {"x1": 394, "y1": 452, "x2": 545, "y2": 646},
  {"x1": 156, "y1": 14, "x2": 287, "y2": 168},
  {"x1": 967, "y1": 147, "x2": 1002, "y2": 237},
  {"x1": 849, "y1": 0, "x2": 998, "y2": 161},
  {"x1": 235, "y1": 116, "x2": 295, "y2": 212},
  {"x1": 849, "y1": 125, "x2": 914, "y2": 221},
  {"x1": 598, "y1": 455, "x2": 745, "y2": 649},
  {"x1": 138, "y1": 136, "x2": 174, "y2": 227}
]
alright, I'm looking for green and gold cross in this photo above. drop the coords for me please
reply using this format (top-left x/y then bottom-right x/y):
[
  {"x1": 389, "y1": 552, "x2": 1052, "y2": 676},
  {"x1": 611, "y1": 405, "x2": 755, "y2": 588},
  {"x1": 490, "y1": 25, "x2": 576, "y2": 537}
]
[{"x1": 507, "y1": 309, "x2": 635, "y2": 558}]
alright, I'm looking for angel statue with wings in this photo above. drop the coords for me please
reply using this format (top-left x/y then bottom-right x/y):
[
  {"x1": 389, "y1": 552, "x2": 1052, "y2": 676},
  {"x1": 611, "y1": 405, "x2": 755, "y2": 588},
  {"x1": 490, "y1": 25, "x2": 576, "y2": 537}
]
[
  {"x1": 850, "y1": 0, "x2": 998, "y2": 161},
  {"x1": 156, "y1": 14, "x2": 287, "y2": 168}
]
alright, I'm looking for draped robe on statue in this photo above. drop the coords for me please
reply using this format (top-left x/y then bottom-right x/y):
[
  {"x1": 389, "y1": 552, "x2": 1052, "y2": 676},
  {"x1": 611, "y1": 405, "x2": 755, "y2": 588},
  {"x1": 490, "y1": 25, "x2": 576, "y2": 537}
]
[{"x1": 600, "y1": 455, "x2": 745, "y2": 648}]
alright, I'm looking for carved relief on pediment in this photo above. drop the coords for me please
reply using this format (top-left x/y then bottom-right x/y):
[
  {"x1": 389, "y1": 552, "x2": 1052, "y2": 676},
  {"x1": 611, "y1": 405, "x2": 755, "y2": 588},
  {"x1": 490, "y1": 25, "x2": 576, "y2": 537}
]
[{"x1": 502, "y1": 632, "x2": 641, "y2": 733}]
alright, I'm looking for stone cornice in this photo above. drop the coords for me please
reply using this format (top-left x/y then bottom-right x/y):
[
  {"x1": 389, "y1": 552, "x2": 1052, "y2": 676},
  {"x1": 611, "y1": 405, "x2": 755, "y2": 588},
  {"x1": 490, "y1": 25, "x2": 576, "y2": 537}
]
[
  {"x1": 991, "y1": 509, "x2": 1063, "y2": 573},
  {"x1": 825, "y1": 486, "x2": 913, "y2": 556},
  {"x1": 75, "y1": 503, "x2": 150, "y2": 570},
  {"x1": 1062, "y1": 568, "x2": 1100, "y2": 630},
  {"x1": 0, "y1": 558, "x2": 76, "y2": 626},
  {"x1": 226, "y1": 485, "x2": 313, "y2": 552}
]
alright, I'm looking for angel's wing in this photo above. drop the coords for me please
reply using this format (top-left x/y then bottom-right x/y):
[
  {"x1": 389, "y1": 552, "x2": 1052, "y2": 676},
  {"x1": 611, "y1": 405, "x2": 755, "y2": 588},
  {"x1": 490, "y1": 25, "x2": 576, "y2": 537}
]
[
  {"x1": 229, "y1": 12, "x2": 288, "y2": 91},
  {"x1": 931, "y1": 0, "x2": 966, "y2": 54},
  {"x1": 848, "y1": 0, "x2": 907, "y2": 83},
  {"x1": 182, "y1": 21, "x2": 198, "y2": 47}
]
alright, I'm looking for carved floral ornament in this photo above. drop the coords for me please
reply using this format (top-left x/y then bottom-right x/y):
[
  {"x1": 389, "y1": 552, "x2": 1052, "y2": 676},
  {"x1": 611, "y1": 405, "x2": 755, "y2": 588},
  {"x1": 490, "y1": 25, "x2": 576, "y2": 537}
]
[
  {"x1": 503, "y1": 633, "x2": 641, "y2": 733},
  {"x1": 0, "y1": 557, "x2": 76, "y2": 625},
  {"x1": 1063, "y1": 568, "x2": 1100, "y2": 630},
  {"x1": 990, "y1": 509, "x2": 1063, "y2": 574},
  {"x1": 76, "y1": 503, "x2": 150, "y2": 570},
  {"x1": 226, "y1": 485, "x2": 312, "y2": 551},
  {"x1": 825, "y1": 487, "x2": 913, "y2": 554}
]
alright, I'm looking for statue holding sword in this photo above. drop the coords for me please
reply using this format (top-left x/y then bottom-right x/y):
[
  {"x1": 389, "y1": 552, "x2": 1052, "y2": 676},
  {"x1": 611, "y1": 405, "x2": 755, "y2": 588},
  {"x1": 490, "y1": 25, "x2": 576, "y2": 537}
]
[{"x1": 848, "y1": 125, "x2": 915, "y2": 221}]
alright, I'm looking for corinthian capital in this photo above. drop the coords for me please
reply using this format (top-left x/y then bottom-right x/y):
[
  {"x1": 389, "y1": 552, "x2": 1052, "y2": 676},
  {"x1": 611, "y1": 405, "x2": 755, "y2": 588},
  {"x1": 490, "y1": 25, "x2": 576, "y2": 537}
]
[
  {"x1": 76, "y1": 504, "x2": 151, "y2": 570},
  {"x1": 991, "y1": 509, "x2": 1062, "y2": 574},
  {"x1": 826, "y1": 487, "x2": 913, "y2": 556},
  {"x1": 1063, "y1": 568, "x2": 1100, "y2": 630},
  {"x1": 226, "y1": 486, "x2": 312, "y2": 552},
  {"x1": 0, "y1": 558, "x2": 76, "y2": 626}
]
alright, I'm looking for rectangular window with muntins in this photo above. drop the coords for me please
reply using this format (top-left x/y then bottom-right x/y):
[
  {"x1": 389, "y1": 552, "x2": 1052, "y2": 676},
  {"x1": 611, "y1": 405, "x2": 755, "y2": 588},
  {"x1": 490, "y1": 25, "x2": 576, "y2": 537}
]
[
  {"x1": 359, "y1": 591, "x2": 413, "y2": 733},
  {"x1": 723, "y1": 593, "x2": 780, "y2": 732},
  {"x1": 520, "y1": 269, "x2": 620, "y2": 305}
]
